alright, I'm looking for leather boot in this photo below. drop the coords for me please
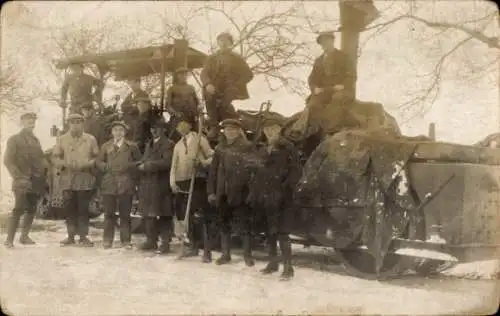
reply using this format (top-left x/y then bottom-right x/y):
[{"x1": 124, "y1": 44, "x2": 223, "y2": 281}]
[
  {"x1": 215, "y1": 233, "x2": 231, "y2": 265},
  {"x1": 202, "y1": 223, "x2": 212, "y2": 263},
  {"x1": 242, "y1": 234, "x2": 255, "y2": 267},
  {"x1": 261, "y1": 234, "x2": 279, "y2": 274},
  {"x1": 140, "y1": 217, "x2": 158, "y2": 251},
  {"x1": 4, "y1": 213, "x2": 21, "y2": 248},
  {"x1": 279, "y1": 234, "x2": 294, "y2": 280},
  {"x1": 19, "y1": 213, "x2": 36, "y2": 245}
]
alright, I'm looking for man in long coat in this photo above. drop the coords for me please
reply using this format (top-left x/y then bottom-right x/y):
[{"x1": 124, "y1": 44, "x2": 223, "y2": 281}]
[
  {"x1": 121, "y1": 78, "x2": 151, "y2": 131},
  {"x1": 3, "y1": 112, "x2": 47, "y2": 248},
  {"x1": 207, "y1": 118, "x2": 257, "y2": 266},
  {"x1": 129, "y1": 97, "x2": 157, "y2": 155},
  {"x1": 52, "y1": 113, "x2": 100, "y2": 247},
  {"x1": 137, "y1": 117, "x2": 175, "y2": 253},
  {"x1": 200, "y1": 32, "x2": 254, "y2": 138},
  {"x1": 96, "y1": 121, "x2": 142, "y2": 249},
  {"x1": 60, "y1": 62, "x2": 104, "y2": 114},
  {"x1": 249, "y1": 117, "x2": 301, "y2": 280}
]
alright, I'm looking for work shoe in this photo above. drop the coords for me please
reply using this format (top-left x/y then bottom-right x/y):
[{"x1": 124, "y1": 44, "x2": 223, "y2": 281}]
[
  {"x1": 156, "y1": 243, "x2": 170, "y2": 254},
  {"x1": 215, "y1": 254, "x2": 231, "y2": 265},
  {"x1": 139, "y1": 241, "x2": 158, "y2": 251},
  {"x1": 244, "y1": 256, "x2": 255, "y2": 267},
  {"x1": 280, "y1": 266, "x2": 294, "y2": 281},
  {"x1": 79, "y1": 237, "x2": 94, "y2": 247},
  {"x1": 19, "y1": 235, "x2": 36, "y2": 245},
  {"x1": 202, "y1": 251, "x2": 212, "y2": 263},
  {"x1": 60, "y1": 237, "x2": 76, "y2": 246},
  {"x1": 4, "y1": 240, "x2": 14, "y2": 248},
  {"x1": 122, "y1": 243, "x2": 133, "y2": 250},
  {"x1": 260, "y1": 262, "x2": 279, "y2": 274}
]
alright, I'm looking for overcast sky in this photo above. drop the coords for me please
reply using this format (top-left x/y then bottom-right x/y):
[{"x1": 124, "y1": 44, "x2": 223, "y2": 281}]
[{"x1": 0, "y1": 1, "x2": 498, "y2": 193}]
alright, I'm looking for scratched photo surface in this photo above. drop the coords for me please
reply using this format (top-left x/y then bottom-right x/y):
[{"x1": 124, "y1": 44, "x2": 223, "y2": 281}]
[{"x1": 0, "y1": 1, "x2": 499, "y2": 315}]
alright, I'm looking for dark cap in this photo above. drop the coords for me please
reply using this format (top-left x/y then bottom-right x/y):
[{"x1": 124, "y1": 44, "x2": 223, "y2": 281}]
[
  {"x1": 177, "y1": 114, "x2": 196, "y2": 127},
  {"x1": 216, "y1": 32, "x2": 234, "y2": 44},
  {"x1": 262, "y1": 116, "x2": 284, "y2": 128},
  {"x1": 151, "y1": 116, "x2": 168, "y2": 128},
  {"x1": 20, "y1": 112, "x2": 37, "y2": 120},
  {"x1": 220, "y1": 118, "x2": 243, "y2": 129},
  {"x1": 175, "y1": 67, "x2": 189, "y2": 74},
  {"x1": 80, "y1": 103, "x2": 93, "y2": 110},
  {"x1": 67, "y1": 113, "x2": 84, "y2": 122},
  {"x1": 316, "y1": 31, "x2": 335, "y2": 44},
  {"x1": 68, "y1": 61, "x2": 83, "y2": 67},
  {"x1": 110, "y1": 120, "x2": 129, "y2": 131}
]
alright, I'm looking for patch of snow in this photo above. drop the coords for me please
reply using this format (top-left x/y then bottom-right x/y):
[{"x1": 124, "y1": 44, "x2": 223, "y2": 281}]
[
  {"x1": 394, "y1": 248, "x2": 459, "y2": 262},
  {"x1": 442, "y1": 260, "x2": 500, "y2": 280}
]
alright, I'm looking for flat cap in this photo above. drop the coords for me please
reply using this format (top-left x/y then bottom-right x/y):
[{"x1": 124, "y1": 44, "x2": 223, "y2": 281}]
[
  {"x1": 262, "y1": 116, "x2": 284, "y2": 127},
  {"x1": 20, "y1": 112, "x2": 37, "y2": 120},
  {"x1": 220, "y1": 118, "x2": 243, "y2": 129},
  {"x1": 175, "y1": 67, "x2": 189, "y2": 74},
  {"x1": 216, "y1": 32, "x2": 234, "y2": 44},
  {"x1": 110, "y1": 120, "x2": 129, "y2": 131},
  {"x1": 316, "y1": 31, "x2": 335, "y2": 44},
  {"x1": 151, "y1": 116, "x2": 168, "y2": 128},
  {"x1": 67, "y1": 113, "x2": 84, "y2": 121},
  {"x1": 177, "y1": 114, "x2": 196, "y2": 127}
]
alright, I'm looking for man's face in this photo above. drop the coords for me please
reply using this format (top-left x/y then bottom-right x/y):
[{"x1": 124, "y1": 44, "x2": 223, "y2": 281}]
[
  {"x1": 150, "y1": 126, "x2": 163, "y2": 138},
  {"x1": 263, "y1": 124, "x2": 281, "y2": 142},
  {"x1": 320, "y1": 37, "x2": 335, "y2": 51},
  {"x1": 176, "y1": 72, "x2": 187, "y2": 83},
  {"x1": 21, "y1": 117, "x2": 36, "y2": 131},
  {"x1": 217, "y1": 37, "x2": 232, "y2": 50},
  {"x1": 81, "y1": 108, "x2": 92, "y2": 118},
  {"x1": 68, "y1": 119, "x2": 84, "y2": 133},
  {"x1": 137, "y1": 101, "x2": 150, "y2": 113},
  {"x1": 127, "y1": 80, "x2": 140, "y2": 91},
  {"x1": 69, "y1": 65, "x2": 83, "y2": 76},
  {"x1": 111, "y1": 125, "x2": 126, "y2": 140},
  {"x1": 223, "y1": 125, "x2": 240, "y2": 141},
  {"x1": 176, "y1": 121, "x2": 192, "y2": 136}
]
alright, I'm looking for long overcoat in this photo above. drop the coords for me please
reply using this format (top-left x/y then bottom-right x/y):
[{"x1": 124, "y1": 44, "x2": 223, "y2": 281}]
[
  {"x1": 3, "y1": 129, "x2": 47, "y2": 194},
  {"x1": 207, "y1": 136, "x2": 257, "y2": 208},
  {"x1": 307, "y1": 48, "x2": 356, "y2": 93},
  {"x1": 96, "y1": 140, "x2": 142, "y2": 196},
  {"x1": 137, "y1": 136, "x2": 175, "y2": 217},
  {"x1": 249, "y1": 137, "x2": 302, "y2": 233},
  {"x1": 200, "y1": 50, "x2": 254, "y2": 102}
]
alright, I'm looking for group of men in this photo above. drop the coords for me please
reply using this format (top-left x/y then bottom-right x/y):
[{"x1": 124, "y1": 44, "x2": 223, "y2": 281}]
[{"x1": 3, "y1": 30, "x2": 353, "y2": 281}]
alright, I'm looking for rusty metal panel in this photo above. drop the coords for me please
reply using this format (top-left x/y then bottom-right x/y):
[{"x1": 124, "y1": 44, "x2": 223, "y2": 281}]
[
  {"x1": 412, "y1": 142, "x2": 500, "y2": 165},
  {"x1": 409, "y1": 163, "x2": 500, "y2": 247}
]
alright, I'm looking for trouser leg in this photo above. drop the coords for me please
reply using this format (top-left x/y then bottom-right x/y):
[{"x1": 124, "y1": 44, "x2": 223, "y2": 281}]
[
  {"x1": 140, "y1": 217, "x2": 158, "y2": 250},
  {"x1": 157, "y1": 216, "x2": 172, "y2": 253},
  {"x1": 239, "y1": 205, "x2": 255, "y2": 266},
  {"x1": 261, "y1": 233, "x2": 279, "y2": 274},
  {"x1": 102, "y1": 195, "x2": 117, "y2": 247},
  {"x1": 76, "y1": 190, "x2": 92, "y2": 239},
  {"x1": 278, "y1": 233, "x2": 294, "y2": 280},
  {"x1": 215, "y1": 201, "x2": 232, "y2": 265},
  {"x1": 64, "y1": 190, "x2": 78, "y2": 240},
  {"x1": 19, "y1": 193, "x2": 39, "y2": 243},
  {"x1": 204, "y1": 94, "x2": 220, "y2": 136},
  {"x1": 118, "y1": 195, "x2": 133, "y2": 244},
  {"x1": 4, "y1": 191, "x2": 29, "y2": 246}
]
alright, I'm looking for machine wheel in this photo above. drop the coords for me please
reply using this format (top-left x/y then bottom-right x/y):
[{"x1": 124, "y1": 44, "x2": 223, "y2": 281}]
[{"x1": 337, "y1": 247, "x2": 405, "y2": 280}]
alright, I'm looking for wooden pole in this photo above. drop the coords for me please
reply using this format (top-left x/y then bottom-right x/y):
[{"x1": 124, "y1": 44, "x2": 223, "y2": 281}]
[{"x1": 428, "y1": 122, "x2": 436, "y2": 141}]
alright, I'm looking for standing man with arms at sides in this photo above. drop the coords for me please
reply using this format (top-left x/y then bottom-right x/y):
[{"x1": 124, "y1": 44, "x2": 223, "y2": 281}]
[
  {"x1": 137, "y1": 117, "x2": 175, "y2": 254},
  {"x1": 96, "y1": 121, "x2": 141, "y2": 249},
  {"x1": 60, "y1": 62, "x2": 104, "y2": 114},
  {"x1": 165, "y1": 67, "x2": 199, "y2": 124},
  {"x1": 249, "y1": 117, "x2": 301, "y2": 280},
  {"x1": 170, "y1": 116, "x2": 215, "y2": 261},
  {"x1": 200, "y1": 32, "x2": 254, "y2": 139},
  {"x1": 121, "y1": 78, "x2": 151, "y2": 130},
  {"x1": 3, "y1": 112, "x2": 47, "y2": 248},
  {"x1": 207, "y1": 119, "x2": 256, "y2": 266},
  {"x1": 52, "y1": 113, "x2": 100, "y2": 247}
]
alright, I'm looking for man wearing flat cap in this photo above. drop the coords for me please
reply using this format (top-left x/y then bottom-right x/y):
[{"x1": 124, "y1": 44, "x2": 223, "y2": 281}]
[
  {"x1": 166, "y1": 67, "x2": 200, "y2": 131},
  {"x1": 96, "y1": 121, "x2": 141, "y2": 249},
  {"x1": 129, "y1": 96, "x2": 157, "y2": 155},
  {"x1": 52, "y1": 113, "x2": 100, "y2": 247},
  {"x1": 248, "y1": 116, "x2": 301, "y2": 280},
  {"x1": 3, "y1": 112, "x2": 48, "y2": 248},
  {"x1": 207, "y1": 118, "x2": 258, "y2": 266},
  {"x1": 201, "y1": 32, "x2": 254, "y2": 139},
  {"x1": 170, "y1": 115, "x2": 215, "y2": 261},
  {"x1": 80, "y1": 103, "x2": 107, "y2": 147},
  {"x1": 60, "y1": 62, "x2": 104, "y2": 114},
  {"x1": 137, "y1": 117, "x2": 176, "y2": 253}
]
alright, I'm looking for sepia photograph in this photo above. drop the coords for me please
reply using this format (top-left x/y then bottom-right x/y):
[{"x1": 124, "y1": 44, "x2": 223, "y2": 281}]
[{"x1": 0, "y1": 0, "x2": 499, "y2": 315}]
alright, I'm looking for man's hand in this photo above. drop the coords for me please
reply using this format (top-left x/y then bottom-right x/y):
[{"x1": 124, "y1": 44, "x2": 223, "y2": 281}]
[
  {"x1": 171, "y1": 182, "x2": 181, "y2": 194},
  {"x1": 208, "y1": 194, "x2": 217, "y2": 205},
  {"x1": 137, "y1": 163, "x2": 145, "y2": 171},
  {"x1": 313, "y1": 87, "x2": 324, "y2": 95},
  {"x1": 205, "y1": 84, "x2": 216, "y2": 95},
  {"x1": 333, "y1": 84, "x2": 345, "y2": 92}
]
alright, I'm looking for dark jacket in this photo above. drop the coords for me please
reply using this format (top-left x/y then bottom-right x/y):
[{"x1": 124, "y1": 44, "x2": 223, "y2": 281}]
[
  {"x1": 96, "y1": 139, "x2": 142, "y2": 196},
  {"x1": 166, "y1": 83, "x2": 199, "y2": 119},
  {"x1": 308, "y1": 49, "x2": 356, "y2": 93},
  {"x1": 83, "y1": 114, "x2": 108, "y2": 146},
  {"x1": 3, "y1": 129, "x2": 47, "y2": 194},
  {"x1": 207, "y1": 135, "x2": 257, "y2": 207},
  {"x1": 137, "y1": 136, "x2": 175, "y2": 217},
  {"x1": 61, "y1": 73, "x2": 103, "y2": 110},
  {"x1": 200, "y1": 50, "x2": 253, "y2": 102},
  {"x1": 121, "y1": 89, "x2": 151, "y2": 114},
  {"x1": 130, "y1": 109, "x2": 156, "y2": 154}
]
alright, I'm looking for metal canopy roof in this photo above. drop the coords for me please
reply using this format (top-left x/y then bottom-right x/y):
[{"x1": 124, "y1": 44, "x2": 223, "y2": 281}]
[{"x1": 54, "y1": 44, "x2": 208, "y2": 80}]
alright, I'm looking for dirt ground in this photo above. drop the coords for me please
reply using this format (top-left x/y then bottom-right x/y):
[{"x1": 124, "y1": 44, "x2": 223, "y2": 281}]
[{"x1": 0, "y1": 218, "x2": 499, "y2": 316}]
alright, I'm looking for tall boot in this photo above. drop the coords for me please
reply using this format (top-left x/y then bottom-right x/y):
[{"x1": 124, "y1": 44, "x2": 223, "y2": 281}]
[
  {"x1": 140, "y1": 217, "x2": 158, "y2": 251},
  {"x1": 215, "y1": 232, "x2": 231, "y2": 265},
  {"x1": 4, "y1": 213, "x2": 21, "y2": 248},
  {"x1": 279, "y1": 234, "x2": 294, "y2": 280},
  {"x1": 202, "y1": 223, "x2": 212, "y2": 263},
  {"x1": 19, "y1": 213, "x2": 36, "y2": 245},
  {"x1": 242, "y1": 233, "x2": 255, "y2": 267},
  {"x1": 261, "y1": 234, "x2": 279, "y2": 274}
]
